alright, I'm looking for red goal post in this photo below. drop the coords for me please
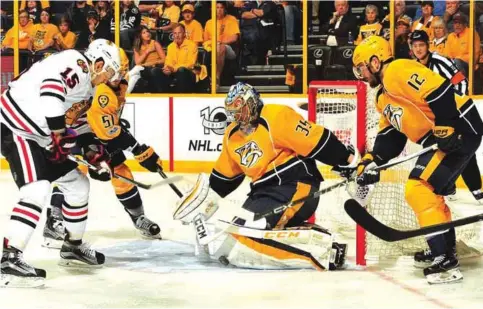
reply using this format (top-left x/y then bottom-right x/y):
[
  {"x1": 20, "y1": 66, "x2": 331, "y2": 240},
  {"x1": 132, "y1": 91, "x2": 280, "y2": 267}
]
[{"x1": 308, "y1": 81, "x2": 368, "y2": 266}]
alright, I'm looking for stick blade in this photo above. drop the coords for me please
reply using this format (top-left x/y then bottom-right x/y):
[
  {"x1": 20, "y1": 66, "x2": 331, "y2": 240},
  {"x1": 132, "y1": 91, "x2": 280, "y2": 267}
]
[{"x1": 344, "y1": 199, "x2": 401, "y2": 242}]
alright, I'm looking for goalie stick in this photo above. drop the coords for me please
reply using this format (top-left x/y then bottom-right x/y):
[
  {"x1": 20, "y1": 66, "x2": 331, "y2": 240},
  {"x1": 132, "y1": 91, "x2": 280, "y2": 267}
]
[
  {"x1": 253, "y1": 144, "x2": 438, "y2": 221},
  {"x1": 344, "y1": 199, "x2": 483, "y2": 241},
  {"x1": 68, "y1": 155, "x2": 182, "y2": 190}
]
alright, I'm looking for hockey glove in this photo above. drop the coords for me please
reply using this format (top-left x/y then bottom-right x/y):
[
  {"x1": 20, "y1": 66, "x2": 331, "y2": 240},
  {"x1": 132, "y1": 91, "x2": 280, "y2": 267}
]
[
  {"x1": 47, "y1": 129, "x2": 77, "y2": 162},
  {"x1": 134, "y1": 144, "x2": 163, "y2": 173},
  {"x1": 84, "y1": 144, "x2": 112, "y2": 182},
  {"x1": 356, "y1": 153, "x2": 380, "y2": 186},
  {"x1": 331, "y1": 144, "x2": 360, "y2": 179},
  {"x1": 433, "y1": 126, "x2": 462, "y2": 154}
]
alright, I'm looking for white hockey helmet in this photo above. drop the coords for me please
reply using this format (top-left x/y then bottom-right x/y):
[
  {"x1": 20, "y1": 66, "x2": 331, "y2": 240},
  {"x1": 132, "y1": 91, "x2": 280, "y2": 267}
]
[{"x1": 84, "y1": 39, "x2": 122, "y2": 82}]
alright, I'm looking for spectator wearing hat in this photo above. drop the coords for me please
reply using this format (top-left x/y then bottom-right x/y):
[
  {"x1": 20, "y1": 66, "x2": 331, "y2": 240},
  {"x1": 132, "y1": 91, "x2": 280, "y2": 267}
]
[
  {"x1": 204, "y1": 1, "x2": 240, "y2": 86},
  {"x1": 413, "y1": 0, "x2": 446, "y2": 20},
  {"x1": 443, "y1": 0, "x2": 462, "y2": 33},
  {"x1": 411, "y1": 1, "x2": 441, "y2": 41},
  {"x1": 160, "y1": 24, "x2": 198, "y2": 93},
  {"x1": 382, "y1": 0, "x2": 411, "y2": 39},
  {"x1": 326, "y1": 0, "x2": 358, "y2": 46},
  {"x1": 446, "y1": 13, "x2": 482, "y2": 75},
  {"x1": 180, "y1": 3, "x2": 203, "y2": 46},
  {"x1": 156, "y1": 1, "x2": 180, "y2": 32},
  {"x1": 355, "y1": 4, "x2": 382, "y2": 45},
  {"x1": 53, "y1": 16, "x2": 77, "y2": 50},
  {"x1": 395, "y1": 15, "x2": 412, "y2": 59},
  {"x1": 28, "y1": 8, "x2": 59, "y2": 52},
  {"x1": 1, "y1": 10, "x2": 33, "y2": 51},
  {"x1": 429, "y1": 18, "x2": 448, "y2": 56}
]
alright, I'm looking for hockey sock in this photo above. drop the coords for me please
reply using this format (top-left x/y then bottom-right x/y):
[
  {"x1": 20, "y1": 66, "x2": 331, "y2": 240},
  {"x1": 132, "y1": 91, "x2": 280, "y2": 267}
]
[
  {"x1": 116, "y1": 186, "x2": 144, "y2": 221},
  {"x1": 445, "y1": 228, "x2": 456, "y2": 254},
  {"x1": 427, "y1": 232, "x2": 451, "y2": 257},
  {"x1": 62, "y1": 200, "x2": 88, "y2": 242}
]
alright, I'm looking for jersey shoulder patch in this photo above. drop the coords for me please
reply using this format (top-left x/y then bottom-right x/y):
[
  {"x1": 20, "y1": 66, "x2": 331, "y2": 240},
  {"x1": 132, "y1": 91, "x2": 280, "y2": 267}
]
[{"x1": 77, "y1": 59, "x2": 89, "y2": 73}]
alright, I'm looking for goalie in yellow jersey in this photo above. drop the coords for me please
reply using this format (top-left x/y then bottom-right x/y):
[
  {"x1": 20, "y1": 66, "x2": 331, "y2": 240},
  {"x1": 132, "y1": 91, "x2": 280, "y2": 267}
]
[
  {"x1": 173, "y1": 82, "x2": 359, "y2": 271},
  {"x1": 43, "y1": 49, "x2": 163, "y2": 246},
  {"x1": 352, "y1": 36, "x2": 483, "y2": 284}
]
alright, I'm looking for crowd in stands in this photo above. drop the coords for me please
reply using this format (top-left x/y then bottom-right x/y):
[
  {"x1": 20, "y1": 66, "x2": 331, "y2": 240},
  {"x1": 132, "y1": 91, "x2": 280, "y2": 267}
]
[
  {"x1": 1, "y1": 1, "x2": 114, "y2": 71},
  {"x1": 309, "y1": 0, "x2": 483, "y2": 93}
]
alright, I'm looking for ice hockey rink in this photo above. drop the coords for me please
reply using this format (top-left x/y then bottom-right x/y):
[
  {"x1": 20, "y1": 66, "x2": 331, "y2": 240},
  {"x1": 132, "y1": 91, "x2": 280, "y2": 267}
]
[{"x1": 1, "y1": 170, "x2": 483, "y2": 309}]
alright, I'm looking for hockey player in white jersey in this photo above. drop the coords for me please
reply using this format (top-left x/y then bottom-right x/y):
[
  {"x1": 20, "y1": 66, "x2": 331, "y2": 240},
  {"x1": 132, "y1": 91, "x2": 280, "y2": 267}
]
[{"x1": 0, "y1": 39, "x2": 121, "y2": 287}]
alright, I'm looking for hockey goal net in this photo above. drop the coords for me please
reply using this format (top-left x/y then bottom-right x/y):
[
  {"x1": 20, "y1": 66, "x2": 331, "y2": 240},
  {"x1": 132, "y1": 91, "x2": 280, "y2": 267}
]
[{"x1": 308, "y1": 80, "x2": 482, "y2": 265}]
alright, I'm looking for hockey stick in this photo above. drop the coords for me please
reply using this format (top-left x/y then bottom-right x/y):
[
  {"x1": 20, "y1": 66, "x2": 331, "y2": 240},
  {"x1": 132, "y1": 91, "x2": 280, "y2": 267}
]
[
  {"x1": 253, "y1": 144, "x2": 438, "y2": 221},
  {"x1": 157, "y1": 168, "x2": 183, "y2": 197},
  {"x1": 344, "y1": 199, "x2": 483, "y2": 241},
  {"x1": 68, "y1": 155, "x2": 182, "y2": 190}
]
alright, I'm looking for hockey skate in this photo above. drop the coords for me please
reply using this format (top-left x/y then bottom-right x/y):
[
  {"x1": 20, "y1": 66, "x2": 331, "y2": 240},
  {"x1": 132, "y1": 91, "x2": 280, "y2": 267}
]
[
  {"x1": 42, "y1": 208, "x2": 66, "y2": 249},
  {"x1": 59, "y1": 241, "x2": 105, "y2": 268},
  {"x1": 329, "y1": 242, "x2": 347, "y2": 270},
  {"x1": 1, "y1": 246, "x2": 46, "y2": 288},
  {"x1": 134, "y1": 215, "x2": 161, "y2": 239},
  {"x1": 471, "y1": 189, "x2": 483, "y2": 204},
  {"x1": 423, "y1": 254, "x2": 463, "y2": 284},
  {"x1": 414, "y1": 249, "x2": 434, "y2": 268}
]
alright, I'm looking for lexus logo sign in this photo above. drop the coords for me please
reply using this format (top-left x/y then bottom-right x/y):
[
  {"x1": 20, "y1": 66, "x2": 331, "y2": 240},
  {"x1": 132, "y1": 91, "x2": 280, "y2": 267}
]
[
  {"x1": 343, "y1": 49, "x2": 353, "y2": 59},
  {"x1": 313, "y1": 48, "x2": 323, "y2": 59}
]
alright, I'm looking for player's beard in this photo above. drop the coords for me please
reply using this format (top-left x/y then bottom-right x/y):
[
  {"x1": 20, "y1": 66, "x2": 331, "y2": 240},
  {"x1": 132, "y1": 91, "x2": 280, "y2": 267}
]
[{"x1": 367, "y1": 74, "x2": 381, "y2": 88}]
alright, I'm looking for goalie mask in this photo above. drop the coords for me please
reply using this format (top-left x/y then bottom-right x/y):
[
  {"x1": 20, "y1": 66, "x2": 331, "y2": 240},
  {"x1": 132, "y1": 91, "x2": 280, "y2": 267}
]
[{"x1": 225, "y1": 82, "x2": 263, "y2": 128}]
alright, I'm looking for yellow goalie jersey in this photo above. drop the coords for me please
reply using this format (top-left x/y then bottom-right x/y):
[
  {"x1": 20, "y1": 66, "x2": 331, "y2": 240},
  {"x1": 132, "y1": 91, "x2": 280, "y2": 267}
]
[
  {"x1": 87, "y1": 83, "x2": 127, "y2": 141},
  {"x1": 210, "y1": 104, "x2": 353, "y2": 196}
]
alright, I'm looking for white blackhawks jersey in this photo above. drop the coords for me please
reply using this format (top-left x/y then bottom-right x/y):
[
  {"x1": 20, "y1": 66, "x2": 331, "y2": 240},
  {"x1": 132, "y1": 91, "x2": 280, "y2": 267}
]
[{"x1": 0, "y1": 49, "x2": 93, "y2": 147}]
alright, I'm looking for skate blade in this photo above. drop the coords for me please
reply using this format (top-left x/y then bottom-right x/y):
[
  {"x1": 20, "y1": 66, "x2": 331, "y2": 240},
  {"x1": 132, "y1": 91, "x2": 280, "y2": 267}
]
[
  {"x1": 426, "y1": 268, "x2": 463, "y2": 284},
  {"x1": 140, "y1": 231, "x2": 162, "y2": 240},
  {"x1": 58, "y1": 259, "x2": 103, "y2": 269},
  {"x1": 1, "y1": 274, "x2": 45, "y2": 288},
  {"x1": 42, "y1": 237, "x2": 63, "y2": 249}
]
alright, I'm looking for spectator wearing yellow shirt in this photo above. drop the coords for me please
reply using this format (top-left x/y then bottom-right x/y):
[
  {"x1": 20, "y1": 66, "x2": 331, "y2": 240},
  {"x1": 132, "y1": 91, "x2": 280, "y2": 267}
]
[
  {"x1": 446, "y1": 13, "x2": 481, "y2": 76},
  {"x1": 53, "y1": 16, "x2": 77, "y2": 51},
  {"x1": 411, "y1": 1, "x2": 441, "y2": 41},
  {"x1": 133, "y1": 26, "x2": 166, "y2": 93},
  {"x1": 157, "y1": 1, "x2": 180, "y2": 32},
  {"x1": 355, "y1": 4, "x2": 382, "y2": 45},
  {"x1": 429, "y1": 18, "x2": 448, "y2": 56},
  {"x1": 28, "y1": 8, "x2": 59, "y2": 52},
  {"x1": 1, "y1": 10, "x2": 33, "y2": 51},
  {"x1": 180, "y1": 3, "x2": 203, "y2": 46},
  {"x1": 204, "y1": 2, "x2": 240, "y2": 85},
  {"x1": 161, "y1": 24, "x2": 198, "y2": 93}
]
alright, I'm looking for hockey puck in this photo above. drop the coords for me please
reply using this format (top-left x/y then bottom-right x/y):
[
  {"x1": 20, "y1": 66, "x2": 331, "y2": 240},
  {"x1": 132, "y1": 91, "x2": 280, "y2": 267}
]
[{"x1": 218, "y1": 255, "x2": 229, "y2": 266}]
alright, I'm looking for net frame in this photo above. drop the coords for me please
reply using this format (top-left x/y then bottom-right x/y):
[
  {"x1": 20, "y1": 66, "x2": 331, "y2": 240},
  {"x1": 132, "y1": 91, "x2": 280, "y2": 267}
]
[{"x1": 308, "y1": 81, "x2": 368, "y2": 265}]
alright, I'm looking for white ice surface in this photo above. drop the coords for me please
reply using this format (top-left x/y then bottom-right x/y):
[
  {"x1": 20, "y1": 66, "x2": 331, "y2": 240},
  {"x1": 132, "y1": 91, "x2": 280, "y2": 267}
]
[{"x1": 0, "y1": 171, "x2": 483, "y2": 309}]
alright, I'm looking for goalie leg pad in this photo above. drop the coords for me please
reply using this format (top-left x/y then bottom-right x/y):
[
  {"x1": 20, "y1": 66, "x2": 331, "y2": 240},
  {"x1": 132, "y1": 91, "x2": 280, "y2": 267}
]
[
  {"x1": 173, "y1": 173, "x2": 220, "y2": 223},
  {"x1": 405, "y1": 179, "x2": 451, "y2": 227}
]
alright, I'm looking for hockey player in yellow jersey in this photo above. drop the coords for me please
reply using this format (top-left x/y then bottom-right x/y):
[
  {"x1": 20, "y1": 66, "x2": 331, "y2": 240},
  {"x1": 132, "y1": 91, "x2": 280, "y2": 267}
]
[
  {"x1": 352, "y1": 36, "x2": 483, "y2": 284},
  {"x1": 173, "y1": 82, "x2": 359, "y2": 271}
]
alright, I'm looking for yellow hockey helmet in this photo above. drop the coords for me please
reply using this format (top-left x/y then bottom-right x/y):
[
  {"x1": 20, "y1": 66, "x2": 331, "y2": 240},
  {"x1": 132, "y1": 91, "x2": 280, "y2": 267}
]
[{"x1": 352, "y1": 36, "x2": 392, "y2": 78}]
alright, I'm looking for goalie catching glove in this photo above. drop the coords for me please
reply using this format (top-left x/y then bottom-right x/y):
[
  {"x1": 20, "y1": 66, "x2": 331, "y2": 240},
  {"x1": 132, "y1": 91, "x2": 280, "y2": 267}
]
[
  {"x1": 173, "y1": 173, "x2": 220, "y2": 224},
  {"x1": 134, "y1": 144, "x2": 163, "y2": 173},
  {"x1": 355, "y1": 153, "x2": 380, "y2": 186}
]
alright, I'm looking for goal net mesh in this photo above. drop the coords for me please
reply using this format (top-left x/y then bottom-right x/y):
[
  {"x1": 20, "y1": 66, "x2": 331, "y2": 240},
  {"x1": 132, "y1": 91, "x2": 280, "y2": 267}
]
[{"x1": 308, "y1": 81, "x2": 482, "y2": 263}]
